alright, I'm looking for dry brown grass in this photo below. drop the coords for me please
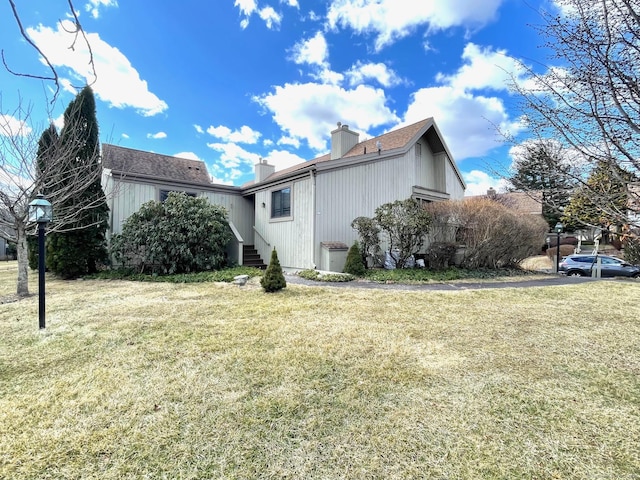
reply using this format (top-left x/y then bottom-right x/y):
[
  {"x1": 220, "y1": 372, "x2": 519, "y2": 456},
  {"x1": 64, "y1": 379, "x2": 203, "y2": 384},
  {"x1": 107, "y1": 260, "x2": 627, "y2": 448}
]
[{"x1": 1, "y1": 262, "x2": 639, "y2": 479}]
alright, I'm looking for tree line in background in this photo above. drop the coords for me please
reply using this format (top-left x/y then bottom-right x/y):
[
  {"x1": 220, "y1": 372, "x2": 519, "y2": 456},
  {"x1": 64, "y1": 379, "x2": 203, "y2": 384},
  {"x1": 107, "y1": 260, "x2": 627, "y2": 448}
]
[{"x1": 506, "y1": 0, "x2": 640, "y2": 248}]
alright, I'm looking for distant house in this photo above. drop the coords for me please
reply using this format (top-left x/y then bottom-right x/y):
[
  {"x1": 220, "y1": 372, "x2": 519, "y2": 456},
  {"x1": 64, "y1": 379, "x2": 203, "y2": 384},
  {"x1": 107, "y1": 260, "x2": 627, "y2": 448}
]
[
  {"x1": 102, "y1": 118, "x2": 466, "y2": 271},
  {"x1": 480, "y1": 188, "x2": 544, "y2": 216}
]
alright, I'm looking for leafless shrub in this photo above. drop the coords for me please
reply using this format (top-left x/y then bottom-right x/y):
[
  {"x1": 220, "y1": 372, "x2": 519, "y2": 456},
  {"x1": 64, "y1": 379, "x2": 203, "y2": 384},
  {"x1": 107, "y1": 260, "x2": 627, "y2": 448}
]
[{"x1": 426, "y1": 198, "x2": 549, "y2": 269}]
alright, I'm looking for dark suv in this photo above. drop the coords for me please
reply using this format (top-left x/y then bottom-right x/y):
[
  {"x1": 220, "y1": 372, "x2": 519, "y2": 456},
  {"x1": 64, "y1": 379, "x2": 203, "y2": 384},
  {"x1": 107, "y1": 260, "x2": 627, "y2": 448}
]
[{"x1": 558, "y1": 254, "x2": 640, "y2": 278}]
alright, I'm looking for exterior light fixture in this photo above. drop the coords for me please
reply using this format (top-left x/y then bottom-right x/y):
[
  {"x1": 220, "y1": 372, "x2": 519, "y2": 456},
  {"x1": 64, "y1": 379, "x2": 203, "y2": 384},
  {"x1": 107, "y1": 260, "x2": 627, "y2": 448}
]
[
  {"x1": 554, "y1": 222, "x2": 564, "y2": 274},
  {"x1": 28, "y1": 193, "x2": 52, "y2": 329}
]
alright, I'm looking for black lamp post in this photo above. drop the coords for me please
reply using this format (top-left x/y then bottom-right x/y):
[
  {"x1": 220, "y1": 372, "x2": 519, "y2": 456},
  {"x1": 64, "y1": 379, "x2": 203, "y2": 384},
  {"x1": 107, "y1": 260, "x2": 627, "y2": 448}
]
[
  {"x1": 554, "y1": 221, "x2": 564, "y2": 274},
  {"x1": 28, "y1": 194, "x2": 53, "y2": 329}
]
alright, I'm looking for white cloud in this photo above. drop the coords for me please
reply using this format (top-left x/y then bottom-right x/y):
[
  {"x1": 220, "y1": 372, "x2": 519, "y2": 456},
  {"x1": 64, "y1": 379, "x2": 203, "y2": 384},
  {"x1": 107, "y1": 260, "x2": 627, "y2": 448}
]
[
  {"x1": 289, "y1": 32, "x2": 348, "y2": 86},
  {"x1": 0, "y1": 114, "x2": 32, "y2": 137},
  {"x1": 316, "y1": 69, "x2": 344, "y2": 85},
  {"x1": 403, "y1": 85, "x2": 524, "y2": 160},
  {"x1": 147, "y1": 132, "x2": 167, "y2": 139},
  {"x1": 194, "y1": 124, "x2": 204, "y2": 134},
  {"x1": 174, "y1": 151, "x2": 202, "y2": 161},
  {"x1": 291, "y1": 32, "x2": 329, "y2": 67},
  {"x1": 259, "y1": 6, "x2": 282, "y2": 29},
  {"x1": 52, "y1": 113, "x2": 65, "y2": 132},
  {"x1": 209, "y1": 173, "x2": 235, "y2": 186},
  {"x1": 282, "y1": 0, "x2": 299, "y2": 7},
  {"x1": 393, "y1": 43, "x2": 528, "y2": 161},
  {"x1": 345, "y1": 61, "x2": 404, "y2": 88},
  {"x1": 85, "y1": 0, "x2": 118, "y2": 19},
  {"x1": 277, "y1": 136, "x2": 301, "y2": 148},
  {"x1": 27, "y1": 21, "x2": 168, "y2": 117},
  {"x1": 235, "y1": 0, "x2": 257, "y2": 17},
  {"x1": 435, "y1": 43, "x2": 526, "y2": 92},
  {"x1": 263, "y1": 149, "x2": 306, "y2": 171},
  {"x1": 326, "y1": 0, "x2": 504, "y2": 51},
  {"x1": 207, "y1": 142, "x2": 261, "y2": 169},
  {"x1": 254, "y1": 82, "x2": 398, "y2": 151},
  {"x1": 206, "y1": 125, "x2": 261, "y2": 144},
  {"x1": 462, "y1": 169, "x2": 508, "y2": 196},
  {"x1": 234, "y1": 0, "x2": 282, "y2": 29},
  {"x1": 121, "y1": 133, "x2": 129, "y2": 139}
]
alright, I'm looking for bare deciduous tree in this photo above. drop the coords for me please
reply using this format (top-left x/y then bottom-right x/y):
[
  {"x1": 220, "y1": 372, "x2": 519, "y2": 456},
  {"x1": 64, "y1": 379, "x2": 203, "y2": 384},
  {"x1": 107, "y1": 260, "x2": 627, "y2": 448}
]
[
  {"x1": 0, "y1": 101, "x2": 106, "y2": 296},
  {"x1": 512, "y1": 0, "x2": 640, "y2": 228},
  {"x1": 2, "y1": 0, "x2": 96, "y2": 103}
]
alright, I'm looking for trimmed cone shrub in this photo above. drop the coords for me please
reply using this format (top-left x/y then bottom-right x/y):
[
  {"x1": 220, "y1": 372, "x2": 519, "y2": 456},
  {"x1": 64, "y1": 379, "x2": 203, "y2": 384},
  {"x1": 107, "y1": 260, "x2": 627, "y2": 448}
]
[
  {"x1": 261, "y1": 248, "x2": 286, "y2": 292},
  {"x1": 343, "y1": 242, "x2": 365, "y2": 276}
]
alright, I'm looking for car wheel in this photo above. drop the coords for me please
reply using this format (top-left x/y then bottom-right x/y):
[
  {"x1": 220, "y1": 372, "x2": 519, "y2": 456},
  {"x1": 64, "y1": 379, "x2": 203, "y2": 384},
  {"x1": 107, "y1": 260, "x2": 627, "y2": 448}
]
[
  {"x1": 633, "y1": 273, "x2": 640, "y2": 279},
  {"x1": 567, "y1": 270, "x2": 585, "y2": 277}
]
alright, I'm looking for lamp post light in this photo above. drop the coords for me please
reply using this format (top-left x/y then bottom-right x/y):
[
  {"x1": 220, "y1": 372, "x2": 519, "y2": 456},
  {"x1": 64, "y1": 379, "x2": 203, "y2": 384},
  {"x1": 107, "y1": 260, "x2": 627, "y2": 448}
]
[
  {"x1": 554, "y1": 221, "x2": 564, "y2": 274},
  {"x1": 28, "y1": 194, "x2": 53, "y2": 329}
]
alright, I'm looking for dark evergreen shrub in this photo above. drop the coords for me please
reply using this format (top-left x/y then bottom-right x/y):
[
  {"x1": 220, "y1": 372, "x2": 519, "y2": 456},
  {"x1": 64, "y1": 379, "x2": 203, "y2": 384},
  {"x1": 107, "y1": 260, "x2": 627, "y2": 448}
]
[
  {"x1": 261, "y1": 248, "x2": 286, "y2": 292},
  {"x1": 110, "y1": 192, "x2": 231, "y2": 274},
  {"x1": 27, "y1": 237, "x2": 38, "y2": 270},
  {"x1": 623, "y1": 236, "x2": 640, "y2": 265},
  {"x1": 343, "y1": 242, "x2": 365, "y2": 276}
]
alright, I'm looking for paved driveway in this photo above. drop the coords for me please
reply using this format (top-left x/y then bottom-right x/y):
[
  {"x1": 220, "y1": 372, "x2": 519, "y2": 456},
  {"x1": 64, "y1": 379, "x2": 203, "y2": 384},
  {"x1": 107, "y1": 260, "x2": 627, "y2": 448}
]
[{"x1": 284, "y1": 274, "x2": 633, "y2": 291}]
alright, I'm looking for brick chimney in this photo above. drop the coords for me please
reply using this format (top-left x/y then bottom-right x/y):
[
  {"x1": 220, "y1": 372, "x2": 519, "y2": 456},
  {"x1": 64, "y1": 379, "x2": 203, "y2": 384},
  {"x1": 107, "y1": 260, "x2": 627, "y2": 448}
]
[
  {"x1": 331, "y1": 122, "x2": 359, "y2": 160},
  {"x1": 255, "y1": 158, "x2": 275, "y2": 183}
]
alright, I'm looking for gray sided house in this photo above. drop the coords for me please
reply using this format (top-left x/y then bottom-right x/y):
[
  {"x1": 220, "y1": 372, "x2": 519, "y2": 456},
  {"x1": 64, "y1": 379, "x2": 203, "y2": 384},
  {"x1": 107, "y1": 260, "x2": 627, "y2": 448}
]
[{"x1": 102, "y1": 118, "x2": 466, "y2": 271}]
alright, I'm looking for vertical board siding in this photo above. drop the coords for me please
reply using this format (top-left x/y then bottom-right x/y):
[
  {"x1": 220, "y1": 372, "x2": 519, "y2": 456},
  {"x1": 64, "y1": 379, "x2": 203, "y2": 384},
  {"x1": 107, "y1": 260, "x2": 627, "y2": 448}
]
[
  {"x1": 433, "y1": 153, "x2": 447, "y2": 192},
  {"x1": 108, "y1": 180, "x2": 156, "y2": 234},
  {"x1": 254, "y1": 177, "x2": 314, "y2": 269},
  {"x1": 201, "y1": 191, "x2": 254, "y2": 244},
  {"x1": 315, "y1": 153, "x2": 415, "y2": 264},
  {"x1": 105, "y1": 176, "x2": 254, "y2": 244},
  {"x1": 446, "y1": 160, "x2": 465, "y2": 199},
  {"x1": 415, "y1": 142, "x2": 437, "y2": 190}
]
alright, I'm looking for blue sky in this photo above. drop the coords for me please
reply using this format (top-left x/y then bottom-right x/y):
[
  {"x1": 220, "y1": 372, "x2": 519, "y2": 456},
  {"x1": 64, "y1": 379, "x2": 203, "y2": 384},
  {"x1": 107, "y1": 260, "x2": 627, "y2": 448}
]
[{"x1": 0, "y1": 0, "x2": 562, "y2": 195}]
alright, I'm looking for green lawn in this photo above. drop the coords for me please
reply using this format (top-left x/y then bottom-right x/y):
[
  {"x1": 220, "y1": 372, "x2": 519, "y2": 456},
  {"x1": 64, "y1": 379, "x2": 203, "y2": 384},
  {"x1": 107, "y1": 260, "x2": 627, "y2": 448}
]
[{"x1": 1, "y1": 263, "x2": 639, "y2": 479}]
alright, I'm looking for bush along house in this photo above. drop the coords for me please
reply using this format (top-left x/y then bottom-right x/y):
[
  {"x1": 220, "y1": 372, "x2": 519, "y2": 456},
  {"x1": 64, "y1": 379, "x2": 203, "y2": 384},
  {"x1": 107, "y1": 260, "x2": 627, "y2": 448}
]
[{"x1": 101, "y1": 118, "x2": 466, "y2": 272}]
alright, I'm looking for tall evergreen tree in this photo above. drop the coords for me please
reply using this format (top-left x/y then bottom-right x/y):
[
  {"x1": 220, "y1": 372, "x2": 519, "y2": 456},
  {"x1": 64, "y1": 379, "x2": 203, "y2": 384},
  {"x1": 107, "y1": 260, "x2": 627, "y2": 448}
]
[
  {"x1": 28, "y1": 124, "x2": 60, "y2": 270},
  {"x1": 46, "y1": 86, "x2": 109, "y2": 278},
  {"x1": 508, "y1": 142, "x2": 575, "y2": 229},
  {"x1": 511, "y1": 0, "x2": 640, "y2": 228},
  {"x1": 562, "y1": 159, "x2": 635, "y2": 232}
]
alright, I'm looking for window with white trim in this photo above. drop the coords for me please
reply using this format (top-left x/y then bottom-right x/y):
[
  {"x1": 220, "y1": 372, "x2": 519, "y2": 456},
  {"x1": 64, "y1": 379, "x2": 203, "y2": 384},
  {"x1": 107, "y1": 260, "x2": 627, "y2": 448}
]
[{"x1": 271, "y1": 187, "x2": 291, "y2": 218}]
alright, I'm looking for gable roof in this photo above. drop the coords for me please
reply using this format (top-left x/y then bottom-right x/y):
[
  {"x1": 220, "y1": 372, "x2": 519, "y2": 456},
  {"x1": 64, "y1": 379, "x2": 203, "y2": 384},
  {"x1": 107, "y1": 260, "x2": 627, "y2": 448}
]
[
  {"x1": 472, "y1": 190, "x2": 544, "y2": 215},
  {"x1": 244, "y1": 118, "x2": 464, "y2": 190},
  {"x1": 342, "y1": 119, "x2": 435, "y2": 158},
  {"x1": 102, "y1": 144, "x2": 212, "y2": 186}
]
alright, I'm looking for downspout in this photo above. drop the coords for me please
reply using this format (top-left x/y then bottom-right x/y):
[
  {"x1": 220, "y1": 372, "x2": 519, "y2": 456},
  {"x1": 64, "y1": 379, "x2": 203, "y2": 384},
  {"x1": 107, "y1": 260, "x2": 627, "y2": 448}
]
[{"x1": 311, "y1": 168, "x2": 317, "y2": 269}]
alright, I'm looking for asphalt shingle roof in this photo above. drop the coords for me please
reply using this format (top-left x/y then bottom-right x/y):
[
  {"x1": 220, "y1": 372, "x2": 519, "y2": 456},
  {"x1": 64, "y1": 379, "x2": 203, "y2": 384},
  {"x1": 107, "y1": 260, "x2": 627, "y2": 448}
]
[
  {"x1": 250, "y1": 118, "x2": 434, "y2": 186},
  {"x1": 102, "y1": 144, "x2": 212, "y2": 185}
]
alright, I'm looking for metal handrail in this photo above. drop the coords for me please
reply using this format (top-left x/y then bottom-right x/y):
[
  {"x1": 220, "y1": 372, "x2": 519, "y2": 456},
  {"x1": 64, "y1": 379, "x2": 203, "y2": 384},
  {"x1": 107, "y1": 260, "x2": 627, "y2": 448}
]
[{"x1": 253, "y1": 226, "x2": 270, "y2": 248}]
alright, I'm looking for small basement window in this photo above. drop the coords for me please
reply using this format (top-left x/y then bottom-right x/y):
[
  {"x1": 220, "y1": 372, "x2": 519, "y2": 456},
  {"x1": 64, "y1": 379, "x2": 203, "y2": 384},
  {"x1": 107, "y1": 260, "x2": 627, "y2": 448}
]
[{"x1": 271, "y1": 187, "x2": 291, "y2": 218}]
